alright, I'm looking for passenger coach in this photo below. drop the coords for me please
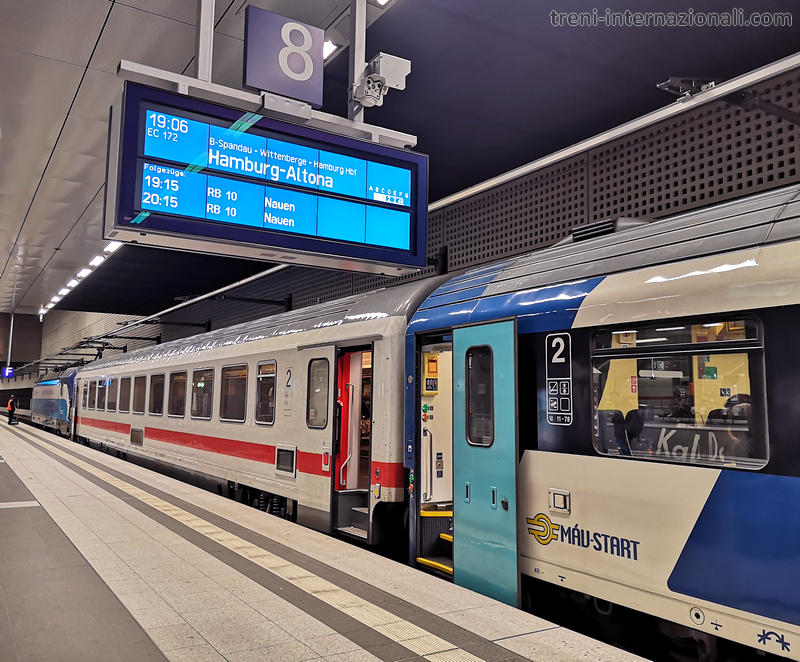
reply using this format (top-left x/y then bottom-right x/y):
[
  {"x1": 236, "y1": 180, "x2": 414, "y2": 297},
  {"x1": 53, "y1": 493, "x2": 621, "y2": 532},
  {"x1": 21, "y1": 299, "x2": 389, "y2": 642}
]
[
  {"x1": 405, "y1": 183, "x2": 800, "y2": 660},
  {"x1": 73, "y1": 279, "x2": 441, "y2": 544}
]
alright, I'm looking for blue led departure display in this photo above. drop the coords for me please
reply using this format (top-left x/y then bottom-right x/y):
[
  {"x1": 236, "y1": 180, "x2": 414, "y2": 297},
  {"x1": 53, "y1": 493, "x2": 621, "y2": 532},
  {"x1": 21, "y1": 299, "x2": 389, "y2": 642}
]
[
  {"x1": 144, "y1": 112, "x2": 412, "y2": 207},
  {"x1": 138, "y1": 107, "x2": 414, "y2": 251},
  {"x1": 111, "y1": 83, "x2": 426, "y2": 270}
]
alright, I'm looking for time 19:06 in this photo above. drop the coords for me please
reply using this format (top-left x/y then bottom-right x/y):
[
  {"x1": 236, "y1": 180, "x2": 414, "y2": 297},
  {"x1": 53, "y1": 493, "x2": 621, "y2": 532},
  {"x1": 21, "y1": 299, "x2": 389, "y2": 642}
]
[{"x1": 148, "y1": 113, "x2": 189, "y2": 133}]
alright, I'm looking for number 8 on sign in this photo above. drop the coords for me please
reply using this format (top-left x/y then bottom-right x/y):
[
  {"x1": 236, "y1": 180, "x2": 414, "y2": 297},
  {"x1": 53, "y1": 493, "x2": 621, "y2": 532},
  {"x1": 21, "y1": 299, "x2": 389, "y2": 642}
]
[
  {"x1": 279, "y1": 23, "x2": 314, "y2": 82},
  {"x1": 244, "y1": 6, "x2": 324, "y2": 107}
]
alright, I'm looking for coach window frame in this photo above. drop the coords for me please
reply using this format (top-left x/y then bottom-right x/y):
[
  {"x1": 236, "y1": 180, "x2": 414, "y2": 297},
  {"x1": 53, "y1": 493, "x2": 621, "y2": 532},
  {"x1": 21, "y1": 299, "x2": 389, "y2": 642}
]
[
  {"x1": 219, "y1": 363, "x2": 248, "y2": 424},
  {"x1": 255, "y1": 360, "x2": 277, "y2": 426},
  {"x1": 190, "y1": 367, "x2": 215, "y2": 420},
  {"x1": 97, "y1": 378, "x2": 107, "y2": 411},
  {"x1": 82, "y1": 381, "x2": 89, "y2": 409},
  {"x1": 589, "y1": 314, "x2": 768, "y2": 470},
  {"x1": 118, "y1": 376, "x2": 131, "y2": 413},
  {"x1": 465, "y1": 344, "x2": 495, "y2": 447},
  {"x1": 168, "y1": 371, "x2": 188, "y2": 418},
  {"x1": 107, "y1": 377, "x2": 118, "y2": 412},
  {"x1": 149, "y1": 373, "x2": 165, "y2": 416},
  {"x1": 88, "y1": 380, "x2": 97, "y2": 410},
  {"x1": 306, "y1": 358, "x2": 330, "y2": 430},
  {"x1": 132, "y1": 374, "x2": 147, "y2": 415}
]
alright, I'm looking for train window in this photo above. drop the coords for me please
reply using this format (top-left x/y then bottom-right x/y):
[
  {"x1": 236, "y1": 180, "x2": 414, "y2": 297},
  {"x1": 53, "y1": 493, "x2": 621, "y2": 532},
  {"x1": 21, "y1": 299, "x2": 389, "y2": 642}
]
[
  {"x1": 220, "y1": 365, "x2": 247, "y2": 422},
  {"x1": 168, "y1": 372, "x2": 187, "y2": 418},
  {"x1": 191, "y1": 368, "x2": 214, "y2": 419},
  {"x1": 306, "y1": 359, "x2": 329, "y2": 429},
  {"x1": 97, "y1": 379, "x2": 106, "y2": 411},
  {"x1": 149, "y1": 374, "x2": 165, "y2": 415},
  {"x1": 255, "y1": 361, "x2": 276, "y2": 425},
  {"x1": 118, "y1": 377, "x2": 131, "y2": 413},
  {"x1": 466, "y1": 346, "x2": 494, "y2": 446},
  {"x1": 132, "y1": 375, "x2": 146, "y2": 414},
  {"x1": 82, "y1": 381, "x2": 89, "y2": 409},
  {"x1": 88, "y1": 381, "x2": 97, "y2": 410},
  {"x1": 592, "y1": 318, "x2": 767, "y2": 470},
  {"x1": 107, "y1": 378, "x2": 118, "y2": 412}
]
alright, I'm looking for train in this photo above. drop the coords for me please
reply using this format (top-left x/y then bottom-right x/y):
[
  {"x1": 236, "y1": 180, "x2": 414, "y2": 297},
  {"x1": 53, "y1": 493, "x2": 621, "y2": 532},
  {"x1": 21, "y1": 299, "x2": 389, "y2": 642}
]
[
  {"x1": 44, "y1": 183, "x2": 800, "y2": 661},
  {"x1": 29, "y1": 369, "x2": 77, "y2": 434}
]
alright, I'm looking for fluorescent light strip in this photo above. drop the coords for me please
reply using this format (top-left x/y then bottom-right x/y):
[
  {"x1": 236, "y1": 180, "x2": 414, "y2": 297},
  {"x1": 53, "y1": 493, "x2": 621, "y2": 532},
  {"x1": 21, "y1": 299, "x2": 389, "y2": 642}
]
[{"x1": 42, "y1": 245, "x2": 121, "y2": 315}]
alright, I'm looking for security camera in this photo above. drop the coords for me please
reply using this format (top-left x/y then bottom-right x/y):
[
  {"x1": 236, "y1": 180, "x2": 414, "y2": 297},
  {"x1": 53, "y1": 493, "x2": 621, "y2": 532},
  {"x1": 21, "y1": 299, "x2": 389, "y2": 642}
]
[
  {"x1": 369, "y1": 53, "x2": 411, "y2": 90},
  {"x1": 354, "y1": 73, "x2": 387, "y2": 107},
  {"x1": 353, "y1": 53, "x2": 411, "y2": 108}
]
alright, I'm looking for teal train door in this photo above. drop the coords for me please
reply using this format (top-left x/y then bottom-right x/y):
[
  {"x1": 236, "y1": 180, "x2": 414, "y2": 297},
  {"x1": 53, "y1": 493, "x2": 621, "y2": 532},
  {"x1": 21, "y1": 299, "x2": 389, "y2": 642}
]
[{"x1": 453, "y1": 320, "x2": 518, "y2": 606}]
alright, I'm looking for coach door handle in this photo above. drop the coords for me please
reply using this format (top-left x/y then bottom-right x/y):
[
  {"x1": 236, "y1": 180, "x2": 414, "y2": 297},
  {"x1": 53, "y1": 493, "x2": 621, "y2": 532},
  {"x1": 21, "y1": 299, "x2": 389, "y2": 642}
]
[
  {"x1": 340, "y1": 384, "x2": 355, "y2": 486},
  {"x1": 422, "y1": 427, "x2": 433, "y2": 502}
]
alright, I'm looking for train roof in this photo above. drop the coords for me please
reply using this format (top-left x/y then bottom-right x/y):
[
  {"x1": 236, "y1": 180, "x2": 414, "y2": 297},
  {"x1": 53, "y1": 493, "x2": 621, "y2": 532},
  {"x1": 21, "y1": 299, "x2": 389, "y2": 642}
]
[
  {"x1": 411, "y1": 183, "x2": 800, "y2": 335},
  {"x1": 81, "y1": 275, "x2": 445, "y2": 374}
]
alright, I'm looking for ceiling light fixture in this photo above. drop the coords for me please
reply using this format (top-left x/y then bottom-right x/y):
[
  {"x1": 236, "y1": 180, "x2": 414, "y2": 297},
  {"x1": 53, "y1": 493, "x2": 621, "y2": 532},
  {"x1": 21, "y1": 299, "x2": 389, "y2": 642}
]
[
  {"x1": 68, "y1": 279, "x2": 79, "y2": 287},
  {"x1": 58, "y1": 288, "x2": 70, "y2": 296},
  {"x1": 77, "y1": 268, "x2": 92, "y2": 278},
  {"x1": 51, "y1": 296, "x2": 61, "y2": 303},
  {"x1": 39, "y1": 308, "x2": 47, "y2": 315},
  {"x1": 104, "y1": 241, "x2": 123, "y2": 253},
  {"x1": 323, "y1": 40, "x2": 338, "y2": 59},
  {"x1": 45, "y1": 303, "x2": 54, "y2": 309},
  {"x1": 89, "y1": 255, "x2": 105, "y2": 267}
]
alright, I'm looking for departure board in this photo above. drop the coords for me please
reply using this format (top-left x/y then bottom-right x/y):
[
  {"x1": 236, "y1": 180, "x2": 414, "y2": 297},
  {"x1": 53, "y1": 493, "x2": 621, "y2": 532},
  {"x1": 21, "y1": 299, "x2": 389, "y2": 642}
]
[{"x1": 106, "y1": 83, "x2": 427, "y2": 272}]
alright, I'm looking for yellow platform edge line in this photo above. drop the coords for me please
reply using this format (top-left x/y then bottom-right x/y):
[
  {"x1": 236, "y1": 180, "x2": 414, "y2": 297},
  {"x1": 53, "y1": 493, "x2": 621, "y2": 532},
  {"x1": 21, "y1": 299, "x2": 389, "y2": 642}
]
[
  {"x1": 420, "y1": 510, "x2": 453, "y2": 517},
  {"x1": 439, "y1": 533, "x2": 453, "y2": 543},
  {"x1": 416, "y1": 557, "x2": 453, "y2": 575}
]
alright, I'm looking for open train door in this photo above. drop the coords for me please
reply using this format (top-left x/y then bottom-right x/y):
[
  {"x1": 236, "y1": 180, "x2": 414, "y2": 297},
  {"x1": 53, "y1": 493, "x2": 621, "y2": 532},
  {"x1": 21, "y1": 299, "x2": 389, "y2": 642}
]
[{"x1": 453, "y1": 320, "x2": 519, "y2": 606}]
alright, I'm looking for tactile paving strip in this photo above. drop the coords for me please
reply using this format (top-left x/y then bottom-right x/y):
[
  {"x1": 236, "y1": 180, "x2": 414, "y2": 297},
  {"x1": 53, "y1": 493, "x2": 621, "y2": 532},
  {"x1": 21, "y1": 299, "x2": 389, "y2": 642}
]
[{"x1": 19, "y1": 430, "x2": 492, "y2": 662}]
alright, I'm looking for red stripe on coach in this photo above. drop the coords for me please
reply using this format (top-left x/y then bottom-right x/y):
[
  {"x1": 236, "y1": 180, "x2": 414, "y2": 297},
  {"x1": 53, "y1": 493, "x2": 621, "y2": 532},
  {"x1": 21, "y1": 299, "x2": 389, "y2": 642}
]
[
  {"x1": 371, "y1": 461, "x2": 405, "y2": 488},
  {"x1": 78, "y1": 416, "x2": 131, "y2": 434}
]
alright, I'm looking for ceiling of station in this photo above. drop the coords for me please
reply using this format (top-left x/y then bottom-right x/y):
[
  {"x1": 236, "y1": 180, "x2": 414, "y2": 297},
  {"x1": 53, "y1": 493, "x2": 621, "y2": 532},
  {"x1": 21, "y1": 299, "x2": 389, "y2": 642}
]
[{"x1": 0, "y1": 0, "x2": 797, "y2": 316}]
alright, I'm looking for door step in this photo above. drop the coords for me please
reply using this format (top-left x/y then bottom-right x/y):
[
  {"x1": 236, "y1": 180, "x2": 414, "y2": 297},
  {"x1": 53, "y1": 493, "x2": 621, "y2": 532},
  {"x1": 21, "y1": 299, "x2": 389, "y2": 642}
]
[
  {"x1": 420, "y1": 509, "x2": 453, "y2": 518},
  {"x1": 352, "y1": 507, "x2": 368, "y2": 514},
  {"x1": 416, "y1": 556, "x2": 453, "y2": 575},
  {"x1": 337, "y1": 525, "x2": 368, "y2": 539},
  {"x1": 439, "y1": 533, "x2": 453, "y2": 543}
]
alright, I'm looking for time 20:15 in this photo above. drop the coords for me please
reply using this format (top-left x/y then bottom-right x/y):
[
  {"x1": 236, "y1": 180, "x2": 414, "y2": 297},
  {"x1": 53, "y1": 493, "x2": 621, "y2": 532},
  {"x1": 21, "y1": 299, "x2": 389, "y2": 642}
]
[{"x1": 142, "y1": 192, "x2": 179, "y2": 209}]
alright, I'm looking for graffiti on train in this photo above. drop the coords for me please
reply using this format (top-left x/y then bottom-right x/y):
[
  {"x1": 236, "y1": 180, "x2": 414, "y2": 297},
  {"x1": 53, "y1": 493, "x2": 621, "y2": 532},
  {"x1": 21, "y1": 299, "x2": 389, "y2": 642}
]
[{"x1": 526, "y1": 513, "x2": 640, "y2": 560}]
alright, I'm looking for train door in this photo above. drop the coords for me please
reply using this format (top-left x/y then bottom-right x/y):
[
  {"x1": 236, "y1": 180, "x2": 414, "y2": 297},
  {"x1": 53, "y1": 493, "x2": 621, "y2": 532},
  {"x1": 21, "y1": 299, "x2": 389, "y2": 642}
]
[
  {"x1": 415, "y1": 344, "x2": 455, "y2": 576},
  {"x1": 333, "y1": 349, "x2": 372, "y2": 539},
  {"x1": 453, "y1": 320, "x2": 519, "y2": 606}
]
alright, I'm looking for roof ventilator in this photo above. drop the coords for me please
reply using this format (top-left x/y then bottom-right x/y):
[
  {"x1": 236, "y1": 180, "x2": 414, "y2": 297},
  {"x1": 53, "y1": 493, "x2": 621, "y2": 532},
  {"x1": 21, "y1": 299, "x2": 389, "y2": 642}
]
[{"x1": 554, "y1": 216, "x2": 653, "y2": 246}]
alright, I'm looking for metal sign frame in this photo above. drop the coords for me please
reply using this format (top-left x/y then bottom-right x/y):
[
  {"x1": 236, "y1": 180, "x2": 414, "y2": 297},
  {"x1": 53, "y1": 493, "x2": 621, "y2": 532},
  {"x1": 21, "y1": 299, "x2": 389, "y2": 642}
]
[{"x1": 104, "y1": 82, "x2": 428, "y2": 274}]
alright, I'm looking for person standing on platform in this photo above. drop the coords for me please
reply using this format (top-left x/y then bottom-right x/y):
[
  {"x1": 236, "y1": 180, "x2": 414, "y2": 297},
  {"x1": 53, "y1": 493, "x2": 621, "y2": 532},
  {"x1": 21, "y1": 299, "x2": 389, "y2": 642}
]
[{"x1": 7, "y1": 395, "x2": 15, "y2": 424}]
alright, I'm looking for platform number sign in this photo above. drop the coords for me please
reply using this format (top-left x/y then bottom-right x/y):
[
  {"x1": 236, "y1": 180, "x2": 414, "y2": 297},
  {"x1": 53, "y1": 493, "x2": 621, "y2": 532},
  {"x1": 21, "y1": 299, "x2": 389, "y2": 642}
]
[
  {"x1": 243, "y1": 6, "x2": 324, "y2": 107},
  {"x1": 545, "y1": 333, "x2": 573, "y2": 426}
]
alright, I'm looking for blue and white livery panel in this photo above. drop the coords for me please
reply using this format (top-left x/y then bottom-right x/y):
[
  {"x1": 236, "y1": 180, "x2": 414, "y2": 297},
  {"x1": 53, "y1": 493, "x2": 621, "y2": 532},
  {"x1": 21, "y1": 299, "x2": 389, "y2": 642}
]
[{"x1": 406, "y1": 185, "x2": 800, "y2": 660}]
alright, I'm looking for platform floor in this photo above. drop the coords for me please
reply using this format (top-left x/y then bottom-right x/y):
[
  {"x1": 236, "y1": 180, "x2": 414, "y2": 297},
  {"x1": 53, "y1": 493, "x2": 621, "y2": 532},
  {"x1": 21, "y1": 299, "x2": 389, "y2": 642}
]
[{"x1": 0, "y1": 423, "x2": 645, "y2": 662}]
